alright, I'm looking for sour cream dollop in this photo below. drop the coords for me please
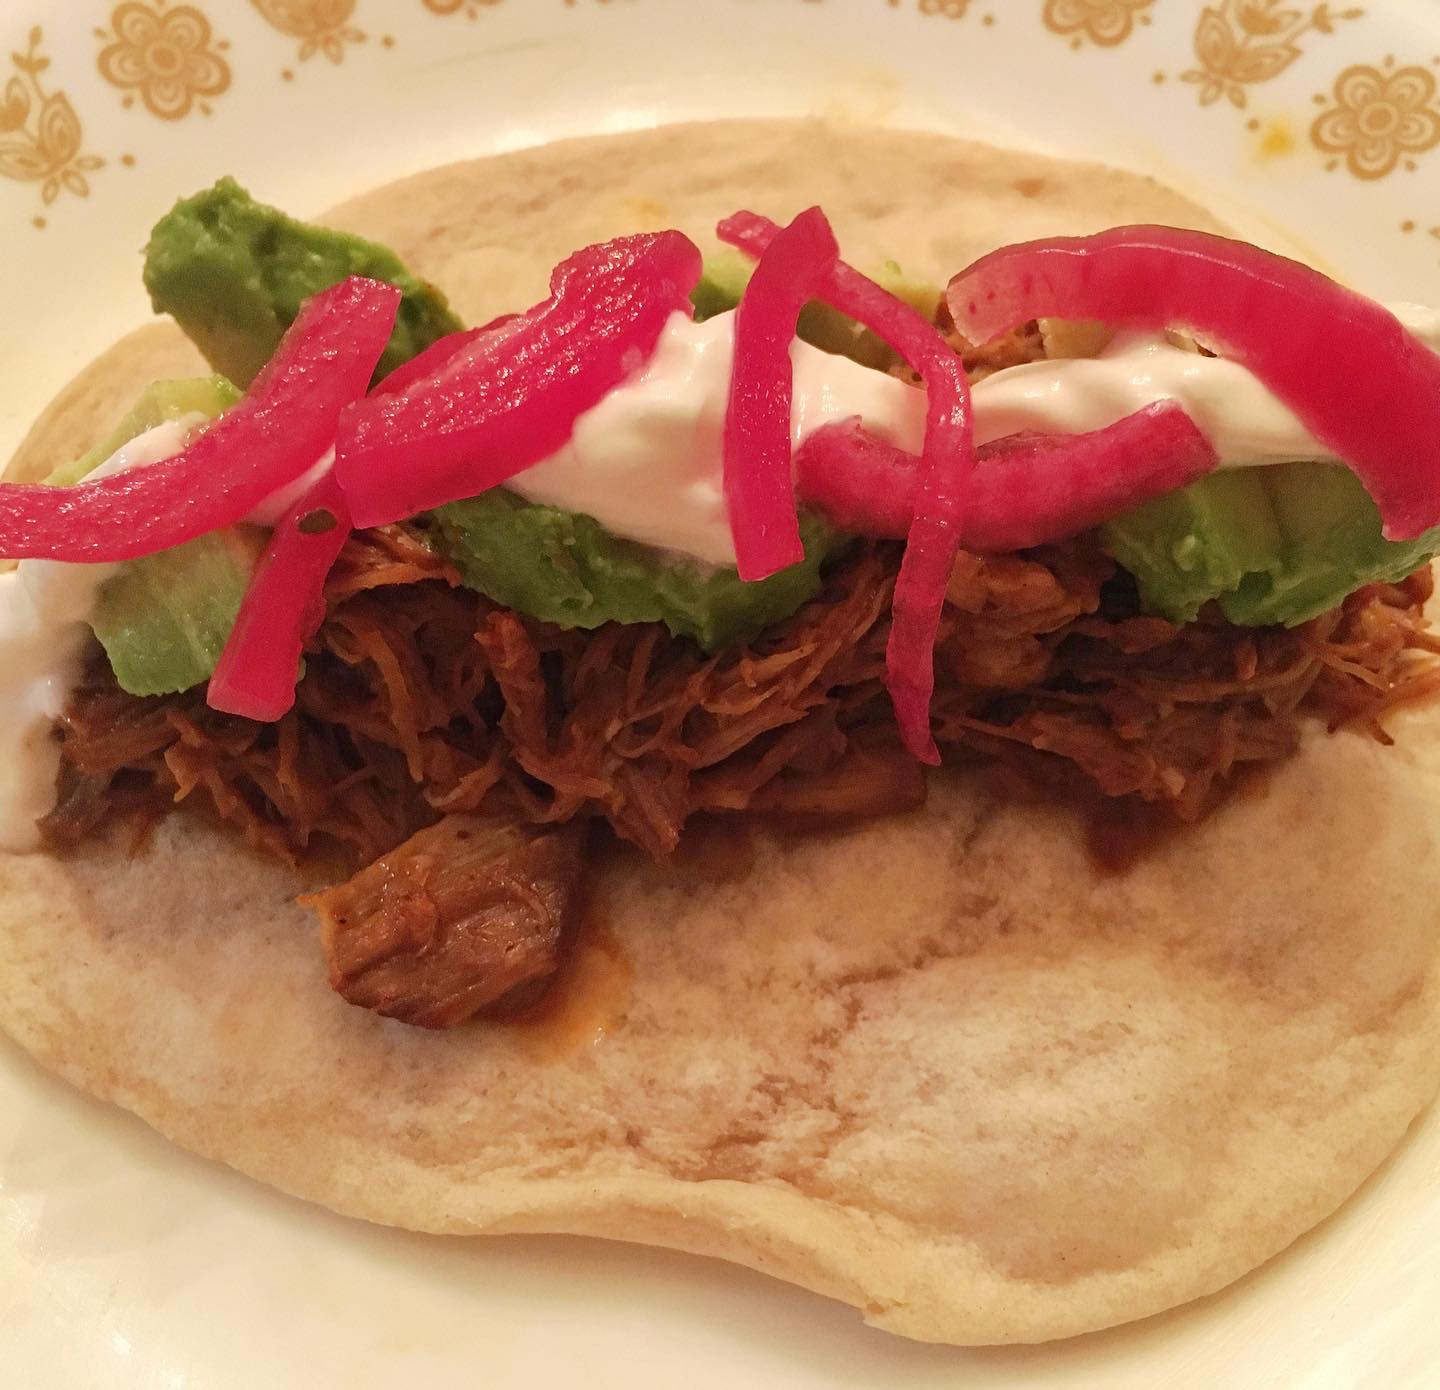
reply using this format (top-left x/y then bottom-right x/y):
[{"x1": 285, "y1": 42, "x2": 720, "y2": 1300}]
[
  {"x1": 508, "y1": 311, "x2": 925, "y2": 566},
  {"x1": 0, "y1": 418, "x2": 196, "y2": 852},
  {"x1": 509, "y1": 304, "x2": 1440, "y2": 568}
]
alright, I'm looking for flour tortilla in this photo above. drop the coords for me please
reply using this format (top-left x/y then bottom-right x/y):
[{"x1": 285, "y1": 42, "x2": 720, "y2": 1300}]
[{"x1": 3, "y1": 120, "x2": 1439, "y2": 1345}]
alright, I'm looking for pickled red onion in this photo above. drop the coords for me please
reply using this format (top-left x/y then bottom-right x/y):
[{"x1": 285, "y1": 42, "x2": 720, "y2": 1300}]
[
  {"x1": 335, "y1": 233, "x2": 703, "y2": 528},
  {"x1": 0, "y1": 277, "x2": 398, "y2": 563},
  {"x1": 719, "y1": 211, "x2": 973, "y2": 764},
  {"x1": 206, "y1": 316, "x2": 529, "y2": 721},
  {"x1": 370, "y1": 328, "x2": 487, "y2": 399},
  {"x1": 370, "y1": 315, "x2": 518, "y2": 398},
  {"x1": 795, "y1": 403, "x2": 1218, "y2": 550},
  {"x1": 207, "y1": 472, "x2": 351, "y2": 722},
  {"x1": 724, "y1": 207, "x2": 839, "y2": 581},
  {"x1": 794, "y1": 422, "x2": 915, "y2": 537},
  {"x1": 945, "y1": 225, "x2": 1440, "y2": 541}
]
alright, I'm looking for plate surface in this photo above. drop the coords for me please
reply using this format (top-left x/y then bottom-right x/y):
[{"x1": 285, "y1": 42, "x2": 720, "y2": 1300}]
[{"x1": 2, "y1": 2, "x2": 1440, "y2": 1386}]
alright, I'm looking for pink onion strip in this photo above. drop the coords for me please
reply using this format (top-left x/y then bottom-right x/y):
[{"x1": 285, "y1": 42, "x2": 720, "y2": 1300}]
[
  {"x1": 0, "y1": 277, "x2": 397, "y2": 563},
  {"x1": 719, "y1": 210, "x2": 973, "y2": 763},
  {"x1": 207, "y1": 471, "x2": 351, "y2": 722},
  {"x1": 369, "y1": 316, "x2": 519, "y2": 399},
  {"x1": 946, "y1": 225, "x2": 1440, "y2": 541},
  {"x1": 723, "y1": 206, "x2": 839, "y2": 580},
  {"x1": 795, "y1": 403, "x2": 1219, "y2": 550},
  {"x1": 335, "y1": 233, "x2": 703, "y2": 528}
]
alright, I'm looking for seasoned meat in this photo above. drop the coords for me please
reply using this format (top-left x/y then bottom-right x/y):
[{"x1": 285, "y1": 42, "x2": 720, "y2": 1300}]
[
  {"x1": 42, "y1": 528, "x2": 1440, "y2": 872},
  {"x1": 302, "y1": 814, "x2": 588, "y2": 1029},
  {"x1": 890, "y1": 310, "x2": 1048, "y2": 385},
  {"x1": 745, "y1": 743, "x2": 927, "y2": 823}
]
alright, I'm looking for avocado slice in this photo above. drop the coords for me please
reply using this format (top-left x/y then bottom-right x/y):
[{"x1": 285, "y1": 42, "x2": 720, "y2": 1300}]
[
  {"x1": 431, "y1": 489, "x2": 845, "y2": 652},
  {"x1": 144, "y1": 177, "x2": 464, "y2": 389},
  {"x1": 48, "y1": 377, "x2": 263, "y2": 696},
  {"x1": 92, "y1": 527, "x2": 265, "y2": 696},
  {"x1": 1101, "y1": 461, "x2": 1440, "y2": 627},
  {"x1": 46, "y1": 375, "x2": 240, "y2": 488}
]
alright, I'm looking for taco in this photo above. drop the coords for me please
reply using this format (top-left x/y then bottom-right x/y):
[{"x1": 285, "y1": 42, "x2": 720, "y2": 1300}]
[{"x1": 2, "y1": 119, "x2": 1440, "y2": 1346}]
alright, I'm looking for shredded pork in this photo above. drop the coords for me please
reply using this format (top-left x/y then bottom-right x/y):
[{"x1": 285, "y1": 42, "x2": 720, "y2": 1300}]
[{"x1": 42, "y1": 526, "x2": 1440, "y2": 870}]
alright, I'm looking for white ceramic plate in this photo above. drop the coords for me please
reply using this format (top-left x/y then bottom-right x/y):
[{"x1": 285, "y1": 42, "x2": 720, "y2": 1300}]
[{"x1": 3, "y1": 2, "x2": 1440, "y2": 1386}]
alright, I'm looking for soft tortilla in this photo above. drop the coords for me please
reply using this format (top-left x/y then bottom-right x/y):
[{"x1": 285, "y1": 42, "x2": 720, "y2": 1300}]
[{"x1": 3, "y1": 120, "x2": 1438, "y2": 1345}]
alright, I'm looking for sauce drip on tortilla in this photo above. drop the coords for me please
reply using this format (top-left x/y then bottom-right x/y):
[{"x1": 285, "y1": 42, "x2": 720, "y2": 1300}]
[{"x1": 507, "y1": 910, "x2": 634, "y2": 1063}]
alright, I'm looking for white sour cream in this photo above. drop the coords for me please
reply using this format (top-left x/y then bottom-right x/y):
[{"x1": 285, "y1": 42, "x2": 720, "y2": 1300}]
[
  {"x1": 970, "y1": 333, "x2": 1329, "y2": 463},
  {"x1": 246, "y1": 447, "x2": 335, "y2": 527},
  {"x1": 509, "y1": 311, "x2": 925, "y2": 566},
  {"x1": 1390, "y1": 302, "x2": 1440, "y2": 348},
  {"x1": 0, "y1": 418, "x2": 195, "y2": 852},
  {"x1": 973, "y1": 304, "x2": 1440, "y2": 458},
  {"x1": 509, "y1": 303, "x2": 1440, "y2": 567}
]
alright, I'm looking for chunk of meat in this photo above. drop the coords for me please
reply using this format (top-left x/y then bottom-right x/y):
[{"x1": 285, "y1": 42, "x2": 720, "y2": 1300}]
[
  {"x1": 747, "y1": 744, "x2": 927, "y2": 823},
  {"x1": 302, "y1": 815, "x2": 588, "y2": 1029}
]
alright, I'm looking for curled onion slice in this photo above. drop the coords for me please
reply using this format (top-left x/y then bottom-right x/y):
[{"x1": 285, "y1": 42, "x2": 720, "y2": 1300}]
[
  {"x1": 207, "y1": 473, "x2": 351, "y2": 722},
  {"x1": 369, "y1": 315, "x2": 519, "y2": 399},
  {"x1": 336, "y1": 233, "x2": 703, "y2": 528},
  {"x1": 796, "y1": 403, "x2": 1219, "y2": 550},
  {"x1": 723, "y1": 206, "x2": 838, "y2": 580},
  {"x1": 210, "y1": 313, "x2": 533, "y2": 720},
  {"x1": 0, "y1": 277, "x2": 398, "y2": 563},
  {"x1": 719, "y1": 210, "x2": 973, "y2": 764},
  {"x1": 946, "y1": 225, "x2": 1440, "y2": 541}
]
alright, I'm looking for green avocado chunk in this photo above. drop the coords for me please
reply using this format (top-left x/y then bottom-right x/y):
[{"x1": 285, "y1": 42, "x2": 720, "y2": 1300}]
[
  {"x1": 431, "y1": 489, "x2": 845, "y2": 652},
  {"x1": 692, "y1": 251, "x2": 940, "y2": 371},
  {"x1": 1101, "y1": 461, "x2": 1440, "y2": 627},
  {"x1": 92, "y1": 528, "x2": 265, "y2": 695},
  {"x1": 48, "y1": 377, "x2": 263, "y2": 696},
  {"x1": 144, "y1": 176, "x2": 464, "y2": 389},
  {"x1": 45, "y1": 375, "x2": 240, "y2": 488}
]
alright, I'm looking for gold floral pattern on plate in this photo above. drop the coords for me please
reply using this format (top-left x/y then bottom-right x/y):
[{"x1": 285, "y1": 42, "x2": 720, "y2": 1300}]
[
  {"x1": 1182, "y1": 1, "x2": 1363, "y2": 109},
  {"x1": 96, "y1": 2, "x2": 231, "y2": 121},
  {"x1": 886, "y1": 1, "x2": 973, "y2": 20},
  {"x1": 0, "y1": 0, "x2": 1436, "y2": 268},
  {"x1": 1311, "y1": 60, "x2": 1440, "y2": 179},
  {"x1": 1042, "y1": 0, "x2": 1153, "y2": 50},
  {"x1": 0, "y1": 26, "x2": 104, "y2": 220},
  {"x1": 422, "y1": 0, "x2": 501, "y2": 15},
  {"x1": 251, "y1": 0, "x2": 365, "y2": 64},
  {"x1": 423, "y1": 0, "x2": 498, "y2": 13}
]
